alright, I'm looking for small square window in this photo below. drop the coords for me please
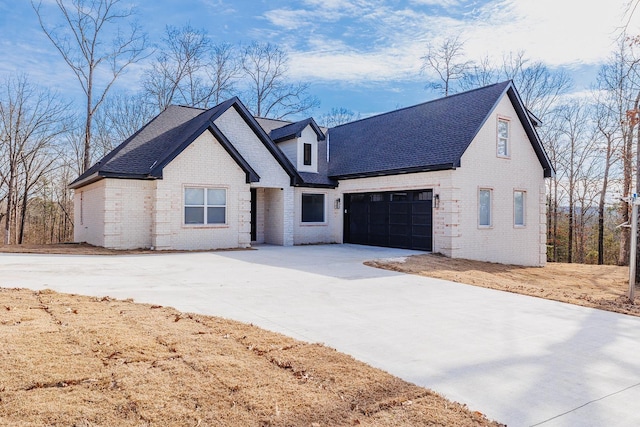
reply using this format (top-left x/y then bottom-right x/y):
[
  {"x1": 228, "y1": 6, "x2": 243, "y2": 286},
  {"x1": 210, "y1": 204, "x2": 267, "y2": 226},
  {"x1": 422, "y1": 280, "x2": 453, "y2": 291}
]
[
  {"x1": 302, "y1": 193, "x2": 325, "y2": 222},
  {"x1": 303, "y1": 143, "x2": 312, "y2": 166},
  {"x1": 497, "y1": 118, "x2": 509, "y2": 157}
]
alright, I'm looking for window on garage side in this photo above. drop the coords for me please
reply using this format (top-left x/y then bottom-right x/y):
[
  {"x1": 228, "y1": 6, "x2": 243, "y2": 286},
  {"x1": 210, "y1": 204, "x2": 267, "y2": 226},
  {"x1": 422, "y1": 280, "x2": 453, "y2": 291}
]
[
  {"x1": 302, "y1": 193, "x2": 325, "y2": 222},
  {"x1": 184, "y1": 187, "x2": 226, "y2": 225},
  {"x1": 478, "y1": 188, "x2": 492, "y2": 227},
  {"x1": 514, "y1": 190, "x2": 525, "y2": 227}
]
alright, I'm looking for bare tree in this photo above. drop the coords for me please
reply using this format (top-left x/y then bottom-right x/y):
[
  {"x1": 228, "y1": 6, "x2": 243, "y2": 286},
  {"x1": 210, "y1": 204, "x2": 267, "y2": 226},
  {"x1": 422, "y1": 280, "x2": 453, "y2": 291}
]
[
  {"x1": 593, "y1": 64, "x2": 625, "y2": 264},
  {"x1": 144, "y1": 24, "x2": 209, "y2": 110},
  {"x1": 556, "y1": 101, "x2": 596, "y2": 263},
  {"x1": 207, "y1": 42, "x2": 240, "y2": 105},
  {"x1": 459, "y1": 55, "x2": 498, "y2": 92},
  {"x1": 420, "y1": 36, "x2": 472, "y2": 96},
  {"x1": 241, "y1": 42, "x2": 319, "y2": 119},
  {"x1": 32, "y1": 0, "x2": 149, "y2": 172},
  {"x1": 93, "y1": 91, "x2": 157, "y2": 155},
  {"x1": 501, "y1": 52, "x2": 573, "y2": 120},
  {"x1": 0, "y1": 75, "x2": 68, "y2": 244},
  {"x1": 319, "y1": 107, "x2": 360, "y2": 128},
  {"x1": 143, "y1": 25, "x2": 240, "y2": 110}
]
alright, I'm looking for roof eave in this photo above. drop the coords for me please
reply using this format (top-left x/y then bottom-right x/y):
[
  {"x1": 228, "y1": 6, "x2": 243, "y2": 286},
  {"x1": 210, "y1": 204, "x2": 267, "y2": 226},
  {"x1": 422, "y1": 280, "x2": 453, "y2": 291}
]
[
  {"x1": 505, "y1": 86, "x2": 555, "y2": 178},
  {"x1": 68, "y1": 172, "x2": 101, "y2": 190},
  {"x1": 329, "y1": 163, "x2": 456, "y2": 180}
]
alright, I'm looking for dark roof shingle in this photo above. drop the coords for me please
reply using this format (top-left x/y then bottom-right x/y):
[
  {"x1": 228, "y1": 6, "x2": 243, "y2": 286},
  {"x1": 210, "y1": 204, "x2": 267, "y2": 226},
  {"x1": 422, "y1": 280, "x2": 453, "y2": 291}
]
[{"x1": 327, "y1": 81, "x2": 543, "y2": 178}]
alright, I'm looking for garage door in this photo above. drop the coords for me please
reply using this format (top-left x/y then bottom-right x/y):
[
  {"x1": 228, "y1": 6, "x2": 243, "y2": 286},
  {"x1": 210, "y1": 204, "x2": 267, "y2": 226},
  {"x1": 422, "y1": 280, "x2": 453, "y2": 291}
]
[{"x1": 344, "y1": 190, "x2": 433, "y2": 251}]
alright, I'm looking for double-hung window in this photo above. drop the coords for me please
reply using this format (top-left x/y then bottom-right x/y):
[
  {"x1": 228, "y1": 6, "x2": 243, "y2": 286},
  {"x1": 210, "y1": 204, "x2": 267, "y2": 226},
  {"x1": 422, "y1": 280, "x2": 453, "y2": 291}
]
[
  {"x1": 301, "y1": 193, "x2": 325, "y2": 223},
  {"x1": 497, "y1": 118, "x2": 509, "y2": 157},
  {"x1": 478, "y1": 188, "x2": 492, "y2": 227},
  {"x1": 184, "y1": 187, "x2": 226, "y2": 225},
  {"x1": 514, "y1": 190, "x2": 525, "y2": 227}
]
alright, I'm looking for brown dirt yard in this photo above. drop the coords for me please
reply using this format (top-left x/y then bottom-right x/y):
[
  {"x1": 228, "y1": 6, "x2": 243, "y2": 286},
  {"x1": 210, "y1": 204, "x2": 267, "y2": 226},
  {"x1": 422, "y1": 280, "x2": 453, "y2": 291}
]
[
  {"x1": 0, "y1": 244, "x2": 502, "y2": 426},
  {"x1": 367, "y1": 254, "x2": 638, "y2": 317}
]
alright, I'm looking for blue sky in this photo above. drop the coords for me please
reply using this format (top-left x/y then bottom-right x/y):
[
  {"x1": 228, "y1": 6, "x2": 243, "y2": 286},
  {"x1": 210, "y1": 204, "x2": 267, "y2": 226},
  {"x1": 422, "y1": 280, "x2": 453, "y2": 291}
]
[{"x1": 1, "y1": 0, "x2": 639, "y2": 120}]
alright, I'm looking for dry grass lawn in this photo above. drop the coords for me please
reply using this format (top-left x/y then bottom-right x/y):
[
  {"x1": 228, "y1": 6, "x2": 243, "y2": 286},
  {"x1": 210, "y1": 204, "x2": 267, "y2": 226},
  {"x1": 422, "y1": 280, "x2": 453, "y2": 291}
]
[
  {"x1": 367, "y1": 254, "x2": 638, "y2": 317},
  {"x1": 0, "y1": 288, "x2": 501, "y2": 426},
  {"x1": 3, "y1": 243, "x2": 634, "y2": 426}
]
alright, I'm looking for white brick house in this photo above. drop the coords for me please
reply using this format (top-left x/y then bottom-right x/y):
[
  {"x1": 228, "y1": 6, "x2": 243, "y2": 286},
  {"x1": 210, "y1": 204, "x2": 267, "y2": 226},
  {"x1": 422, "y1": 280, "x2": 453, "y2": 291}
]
[{"x1": 70, "y1": 81, "x2": 553, "y2": 266}]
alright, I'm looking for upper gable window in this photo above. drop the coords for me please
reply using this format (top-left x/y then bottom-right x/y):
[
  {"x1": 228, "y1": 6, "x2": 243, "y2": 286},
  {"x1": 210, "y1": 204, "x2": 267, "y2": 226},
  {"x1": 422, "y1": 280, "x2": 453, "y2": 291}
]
[
  {"x1": 497, "y1": 118, "x2": 509, "y2": 157},
  {"x1": 303, "y1": 143, "x2": 312, "y2": 166}
]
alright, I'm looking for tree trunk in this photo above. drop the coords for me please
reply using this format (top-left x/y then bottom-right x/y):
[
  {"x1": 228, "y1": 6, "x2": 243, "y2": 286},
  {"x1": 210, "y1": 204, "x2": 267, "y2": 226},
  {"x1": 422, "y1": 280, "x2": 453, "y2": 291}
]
[
  {"x1": 598, "y1": 136, "x2": 612, "y2": 265},
  {"x1": 84, "y1": 83, "x2": 92, "y2": 172},
  {"x1": 4, "y1": 170, "x2": 15, "y2": 245},
  {"x1": 18, "y1": 177, "x2": 29, "y2": 244}
]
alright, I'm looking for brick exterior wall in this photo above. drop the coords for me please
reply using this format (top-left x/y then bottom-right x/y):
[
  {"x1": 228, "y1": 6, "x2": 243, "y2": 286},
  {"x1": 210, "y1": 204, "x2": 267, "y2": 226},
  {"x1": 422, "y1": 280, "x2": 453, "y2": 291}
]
[
  {"x1": 74, "y1": 94, "x2": 546, "y2": 265},
  {"x1": 153, "y1": 131, "x2": 250, "y2": 250},
  {"x1": 292, "y1": 188, "x2": 341, "y2": 245},
  {"x1": 73, "y1": 179, "x2": 106, "y2": 247},
  {"x1": 451, "y1": 95, "x2": 546, "y2": 266}
]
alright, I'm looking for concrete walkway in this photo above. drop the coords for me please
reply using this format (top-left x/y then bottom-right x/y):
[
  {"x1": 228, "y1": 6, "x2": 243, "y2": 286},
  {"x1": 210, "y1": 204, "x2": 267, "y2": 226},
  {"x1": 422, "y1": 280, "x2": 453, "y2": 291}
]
[{"x1": 2, "y1": 244, "x2": 640, "y2": 426}]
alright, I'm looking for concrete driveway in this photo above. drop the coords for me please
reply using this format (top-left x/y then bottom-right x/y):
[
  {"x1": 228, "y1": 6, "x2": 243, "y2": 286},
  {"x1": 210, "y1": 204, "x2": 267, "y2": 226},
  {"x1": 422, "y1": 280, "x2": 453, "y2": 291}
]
[{"x1": 2, "y1": 244, "x2": 640, "y2": 426}]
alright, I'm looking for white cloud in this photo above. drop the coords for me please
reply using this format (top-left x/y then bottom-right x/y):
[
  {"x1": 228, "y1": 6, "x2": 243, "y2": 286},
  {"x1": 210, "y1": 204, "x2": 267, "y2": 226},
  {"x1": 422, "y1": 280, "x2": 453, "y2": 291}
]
[
  {"x1": 409, "y1": 0, "x2": 460, "y2": 6},
  {"x1": 463, "y1": 0, "x2": 639, "y2": 67},
  {"x1": 266, "y1": 0, "x2": 640, "y2": 84}
]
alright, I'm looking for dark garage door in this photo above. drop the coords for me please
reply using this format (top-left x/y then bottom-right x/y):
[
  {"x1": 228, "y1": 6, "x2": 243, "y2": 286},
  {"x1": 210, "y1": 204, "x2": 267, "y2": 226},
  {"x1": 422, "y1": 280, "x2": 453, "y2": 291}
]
[{"x1": 344, "y1": 190, "x2": 433, "y2": 251}]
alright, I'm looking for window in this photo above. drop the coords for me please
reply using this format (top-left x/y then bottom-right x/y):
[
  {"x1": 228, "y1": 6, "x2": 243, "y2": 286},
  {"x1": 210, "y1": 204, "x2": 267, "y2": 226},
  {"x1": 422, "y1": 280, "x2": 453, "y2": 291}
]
[
  {"x1": 497, "y1": 118, "x2": 509, "y2": 157},
  {"x1": 514, "y1": 190, "x2": 525, "y2": 226},
  {"x1": 184, "y1": 187, "x2": 226, "y2": 225},
  {"x1": 479, "y1": 189, "x2": 492, "y2": 227},
  {"x1": 303, "y1": 143, "x2": 312, "y2": 166},
  {"x1": 302, "y1": 193, "x2": 325, "y2": 222}
]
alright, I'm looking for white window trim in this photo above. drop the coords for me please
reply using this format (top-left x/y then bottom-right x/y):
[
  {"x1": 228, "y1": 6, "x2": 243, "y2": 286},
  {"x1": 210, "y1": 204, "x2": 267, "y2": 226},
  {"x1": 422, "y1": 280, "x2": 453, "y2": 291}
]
[
  {"x1": 514, "y1": 189, "x2": 526, "y2": 228},
  {"x1": 300, "y1": 192, "x2": 327, "y2": 225},
  {"x1": 183, "y1": 186, "x2": 228, "y2": 227},
  {"x1": 478, "y1": 187, "x2": 493, "y2": 228},
  {"x1": 497, "y1": 116, "x2": 510, "y2": 158}
]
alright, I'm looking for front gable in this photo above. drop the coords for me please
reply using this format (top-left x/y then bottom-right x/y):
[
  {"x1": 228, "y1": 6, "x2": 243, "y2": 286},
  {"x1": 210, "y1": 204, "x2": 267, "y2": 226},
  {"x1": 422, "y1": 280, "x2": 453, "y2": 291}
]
[{"x1": 214, "y1": 106, "x2": 297, "y2": 188}]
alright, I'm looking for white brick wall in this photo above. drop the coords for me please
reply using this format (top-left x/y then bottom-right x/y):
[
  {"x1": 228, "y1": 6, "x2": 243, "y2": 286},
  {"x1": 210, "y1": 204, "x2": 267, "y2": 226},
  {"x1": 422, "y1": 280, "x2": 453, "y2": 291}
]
[
  {"x1": 452, "y1": 95, "x2": 546, "y2": 266},
  {"x1": 292, "y1": 188, "x2": 340, "y2": 244},
  {"x1": 153, "y1": 131, "x2": 251, "y2": 250},
  {"x1": 215, "y1": 108, "x2": 291, "y2": 188},
  {"x1": 74, "y1": 179, "x2": 154, "y2": 249},
  {"x1": 73, "y1": 180, "x2": 106, "y2": 247}
]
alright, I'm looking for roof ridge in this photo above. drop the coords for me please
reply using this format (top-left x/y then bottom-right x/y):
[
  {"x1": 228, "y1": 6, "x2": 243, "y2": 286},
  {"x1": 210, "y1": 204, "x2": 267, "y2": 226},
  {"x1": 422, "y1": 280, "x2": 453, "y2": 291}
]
[{"x1": 331, "y1": 80, "x2": 512, "y2": 129}]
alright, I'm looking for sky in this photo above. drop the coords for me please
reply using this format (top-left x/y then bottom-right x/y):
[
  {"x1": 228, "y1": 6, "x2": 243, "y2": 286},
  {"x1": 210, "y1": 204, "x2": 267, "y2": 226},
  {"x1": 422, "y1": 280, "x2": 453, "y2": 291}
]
[{"x1": 1, "y1": 0, "x2": 640, "y2": 120}]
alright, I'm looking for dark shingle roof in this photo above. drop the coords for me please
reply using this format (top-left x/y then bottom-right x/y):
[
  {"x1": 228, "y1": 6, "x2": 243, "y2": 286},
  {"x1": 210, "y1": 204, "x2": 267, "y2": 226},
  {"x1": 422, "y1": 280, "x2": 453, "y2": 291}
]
[
  {"x1": 270, "y1": 118, "x2": 325, "y2": 143},
  {"x1": 327, "y1": 81, "x2": 552, "y2": 179},
  {"x1": 69, "y1": 98, "x2": 300, "y2": 188}
]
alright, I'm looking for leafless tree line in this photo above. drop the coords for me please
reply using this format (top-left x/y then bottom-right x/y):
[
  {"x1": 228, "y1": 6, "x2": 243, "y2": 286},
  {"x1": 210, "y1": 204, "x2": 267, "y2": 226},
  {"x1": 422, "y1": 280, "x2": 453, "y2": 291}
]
[
  {"x1": 1, "y1": 0, "x2": 320, "y2": 246},
  {"x1": 3, "y1": 0, "x2": 640, "y2": 268}
]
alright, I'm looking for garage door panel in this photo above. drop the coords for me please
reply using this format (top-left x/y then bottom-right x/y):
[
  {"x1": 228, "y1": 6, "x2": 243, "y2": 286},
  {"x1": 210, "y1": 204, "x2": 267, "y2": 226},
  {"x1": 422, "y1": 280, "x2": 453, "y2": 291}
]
[{"x1": 345, "y1": 190, "x2": 432, "y2": 251}]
